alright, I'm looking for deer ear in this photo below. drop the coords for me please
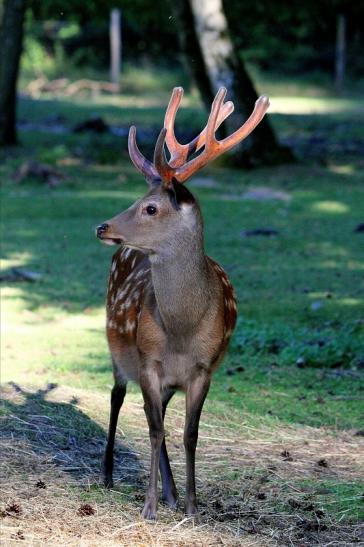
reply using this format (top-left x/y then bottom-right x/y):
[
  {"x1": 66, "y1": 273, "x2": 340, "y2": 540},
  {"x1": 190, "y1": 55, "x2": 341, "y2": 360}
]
[
  {"x1": 172, "y1": 179, "x2": 195, "y2": 207},
  {"x1": 166, "y1": 183, "x2": 180, "y2": 211}
]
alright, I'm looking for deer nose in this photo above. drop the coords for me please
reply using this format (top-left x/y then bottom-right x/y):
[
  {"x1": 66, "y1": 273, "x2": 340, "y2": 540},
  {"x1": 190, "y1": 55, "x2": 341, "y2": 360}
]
[{"x1": 96, "y1": 223, "x2": 109, "y2": 238}]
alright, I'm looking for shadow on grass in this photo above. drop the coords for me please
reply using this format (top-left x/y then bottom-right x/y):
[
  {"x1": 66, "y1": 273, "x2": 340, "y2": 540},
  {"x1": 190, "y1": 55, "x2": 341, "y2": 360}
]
[{"x1": 0, "y1": 382, "x2": 142, "y2": 487}]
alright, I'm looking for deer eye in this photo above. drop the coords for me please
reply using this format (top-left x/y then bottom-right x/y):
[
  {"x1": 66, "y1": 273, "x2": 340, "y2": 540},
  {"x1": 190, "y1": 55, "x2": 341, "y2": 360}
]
[{"x1": 146, "y1": 205, "x2": 157, "y2": 216}]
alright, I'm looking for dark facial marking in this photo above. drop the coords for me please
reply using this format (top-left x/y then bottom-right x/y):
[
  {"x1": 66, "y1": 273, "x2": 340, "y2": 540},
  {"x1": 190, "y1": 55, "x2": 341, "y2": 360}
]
[{"x1": 166, "y1": 179, "x2": 196, "y2": 211}]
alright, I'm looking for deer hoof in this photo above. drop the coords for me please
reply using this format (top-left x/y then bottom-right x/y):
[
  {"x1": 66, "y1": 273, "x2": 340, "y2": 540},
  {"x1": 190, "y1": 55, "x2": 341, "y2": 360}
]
[
  {"x1": 103, "y1": 473, "x2": 114, "y2": 488},
  {"x1": 162, "y1": 495, "x2": 178, "y2": 510},
  {"x1": 185, "y1": 500, "x2": 199, "y2": 519},
  {"x1": 103, "y1": 475, "x2": 113, "y2": 489},
  {"x1": 141, "y1": 499, "x2": 157, "y2": 520}
]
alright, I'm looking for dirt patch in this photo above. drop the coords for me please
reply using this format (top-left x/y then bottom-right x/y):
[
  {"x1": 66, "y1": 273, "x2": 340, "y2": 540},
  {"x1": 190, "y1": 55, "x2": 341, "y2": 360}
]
[{"x1": 1, "y1": 383, "x2": 363, "y2": 546}]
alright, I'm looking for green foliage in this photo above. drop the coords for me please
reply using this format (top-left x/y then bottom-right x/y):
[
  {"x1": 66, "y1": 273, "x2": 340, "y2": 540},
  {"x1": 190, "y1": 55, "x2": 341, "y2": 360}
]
[
  {"x1": 232, "y1": 318, "x2": 364, "y2": 369},
  {"x1": 57, "y1": 22, "x2": 79, "y2": 39},
  {"x1": 21, "y1": 33, "x2": 54, "y2": 75},
  {"x1": 23, "y1": 0, "x2": 364, "y2": 86},
  {"x1": 28, "y1": 0, "x2": 180, "y2": 67},
  {"x1": 225, "y1": 0, "x2": 364, "y2": 77}
]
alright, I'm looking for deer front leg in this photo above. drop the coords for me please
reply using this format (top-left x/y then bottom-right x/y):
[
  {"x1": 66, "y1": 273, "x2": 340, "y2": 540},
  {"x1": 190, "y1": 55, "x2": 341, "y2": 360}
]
[
  {"x1": 184, "y1": 368, "x2": 211, "y2": 516},
  {"x1": 140, "y1": 365, "x2": 164, "y2": 520},
  {"x1": 103, "y1": 382, "x2": 127, "y2": 488},
  {"x1": 160, "y1": 388, "x2": 178, "y2": 508}
]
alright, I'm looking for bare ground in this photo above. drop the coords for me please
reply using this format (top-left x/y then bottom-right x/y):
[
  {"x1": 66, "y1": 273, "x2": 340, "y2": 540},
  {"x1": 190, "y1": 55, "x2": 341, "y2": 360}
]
[{"x1": 1, "y1": 383, "x2": 363, "y2": 546}]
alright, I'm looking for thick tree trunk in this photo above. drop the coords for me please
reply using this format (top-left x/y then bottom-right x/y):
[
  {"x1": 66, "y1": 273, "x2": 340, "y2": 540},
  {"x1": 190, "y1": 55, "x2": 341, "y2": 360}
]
[
  {"x1": 172, "y1": 0, "x2": 293, "y2": 166},
  {"x1": 0, "y1": 0, "x2": 26, "y2": 146}
]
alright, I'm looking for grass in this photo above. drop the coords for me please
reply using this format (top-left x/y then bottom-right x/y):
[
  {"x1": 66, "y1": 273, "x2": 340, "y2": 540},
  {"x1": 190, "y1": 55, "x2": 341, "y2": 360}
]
[
  {"x1": 1, "y1": 84, "x2": 364, "y2": 545},
  {"x1": 1, "y1": 384, "x2": 363, "y2": 545}
]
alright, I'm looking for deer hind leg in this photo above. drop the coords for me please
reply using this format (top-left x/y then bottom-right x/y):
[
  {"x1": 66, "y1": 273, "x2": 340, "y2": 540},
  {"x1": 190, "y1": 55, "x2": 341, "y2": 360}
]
[
  {"x1": 140, "y1": 364, "x2": 164, "y2": 520},
  {"x1": 103, "y1": 381, "x2": 127, "y2": 488},
  {"x1": 184, "y1": 368, "x2": 211, "y2": 516},
  {"x1": 160, "y1": 388, "x2": 178, "y2": 509}
]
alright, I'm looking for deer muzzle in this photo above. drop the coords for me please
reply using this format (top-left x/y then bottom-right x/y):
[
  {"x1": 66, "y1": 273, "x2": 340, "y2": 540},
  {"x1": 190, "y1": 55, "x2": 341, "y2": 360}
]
[{"x1": 96, "y1": 223, "x2": 124, "y2": 245}]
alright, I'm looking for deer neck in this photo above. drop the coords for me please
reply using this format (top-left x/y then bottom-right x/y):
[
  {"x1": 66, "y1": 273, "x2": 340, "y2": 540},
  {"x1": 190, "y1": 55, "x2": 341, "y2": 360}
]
[{"x1": 149, "y1": 232, "x2": 210, "y2": 334}]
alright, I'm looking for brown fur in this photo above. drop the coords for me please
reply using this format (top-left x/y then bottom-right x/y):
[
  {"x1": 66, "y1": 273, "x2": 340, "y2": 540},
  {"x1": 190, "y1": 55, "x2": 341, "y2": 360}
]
[
  {"x1": 97, "y1": 86, "x2": 268, "y2": 519},
  {"x1": 98, "y1": 179, "x2": 238, "y2": 519},
  {"x1": 106, "y1": 247, "x2": 236, "y2": 384}
]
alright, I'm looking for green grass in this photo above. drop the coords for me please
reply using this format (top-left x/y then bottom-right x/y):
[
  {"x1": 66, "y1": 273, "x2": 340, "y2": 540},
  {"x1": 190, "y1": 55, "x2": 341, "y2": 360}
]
[
  {"x1": 1, "y1": 90, "x2": 364, "y2": 540},
  {"x1": 299, "y1": 480, "x2": 364, "y2": 523},
  {"x1": 1, "y1": 92, "x2": 364, "y2": 430}
]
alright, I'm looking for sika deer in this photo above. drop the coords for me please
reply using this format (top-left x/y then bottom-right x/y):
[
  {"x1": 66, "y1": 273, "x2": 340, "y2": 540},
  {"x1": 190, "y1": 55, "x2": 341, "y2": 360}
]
[{"x1": 96, "y1": 87, "x2": 269, "y2": 519}]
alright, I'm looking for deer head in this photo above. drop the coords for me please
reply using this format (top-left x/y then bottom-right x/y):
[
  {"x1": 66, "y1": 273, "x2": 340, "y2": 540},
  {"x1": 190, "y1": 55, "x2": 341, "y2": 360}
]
[{"x1": 96, "y1": 87, "x2": 270, "y2": 257}]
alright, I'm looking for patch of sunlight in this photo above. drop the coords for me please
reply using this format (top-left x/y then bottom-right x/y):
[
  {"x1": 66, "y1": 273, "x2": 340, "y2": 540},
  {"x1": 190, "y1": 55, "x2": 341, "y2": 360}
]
[
  {"x1": 1, "y1": 288, "x2": 32, "y2": 316},
  {"x1": 318, "y1": 260, "x2": 364, "y2": 270},
  {"x1": 319, "y1": 260, "x2": 342, "y2": 269},
  {"x1": 2, "y1": 317, "x2": 96, "y2": 336},
  {"x1": 70, "y1": 93, "x2": 197, "y2": 109},
  {"x1": 3, "y1": 306, "x2": 105, "y2": 330},
  {"x1": 269, "y1": 96, "x2": 362, "y2": 115},
  {"x1": 312, "y1": 242, "x2": 349, "y2": 258},
  {"x1": 348, "y1": 261, "x2": 364, "y2": 271},
  {"x1": 57, "y1": 312, "x2": 104, "y2": 329},
  {"x1": 1, "y1": 314, "x2": 109, "y2": 386},
  {"x1": 311, "y1": 201, "x2": 349, "y2": 214},
  {"x1": 307, "y1": 293, "x2": 362, "y2": 306},
  {"x1": 1, "y1": 252, "x2": 34, "y2": 269},
  {"x1": 328, "y1": 164, "x2": 355, "y2": 176},
  {"x1": 308, "y1": 292, "x2": 328, "y2": 299},
  {"x1": 0, "y1": 386, "x2": 26, "y2": 406},
  {"x1": 337, "y1": 297, "x2": 362, "y2": 306}
]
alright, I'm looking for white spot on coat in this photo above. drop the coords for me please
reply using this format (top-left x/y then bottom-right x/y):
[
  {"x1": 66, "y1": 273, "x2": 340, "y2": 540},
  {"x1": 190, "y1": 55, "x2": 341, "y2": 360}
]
[{"x1": 125, "y1": 319, "x2": 135, "y2": 333}]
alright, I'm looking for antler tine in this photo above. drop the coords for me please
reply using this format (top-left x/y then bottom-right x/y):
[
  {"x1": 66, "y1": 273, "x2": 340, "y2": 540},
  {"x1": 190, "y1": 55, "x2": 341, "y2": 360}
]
[
  {"x1": 153, "y1": 128, "x2": 172, "y2": 183},
  {"x1": 220, "y1": 95, "x2": 270, "y2": 152},
  {"x1": 173, "y1": 94, "x2": 270, "y2": 183},
  {"x1": 164, "y1": 87, "x2": 184, "y2": 162},
  {"x1": 188, "y1": 100, "x2": 234, "y2": 157},
  {"x1": 128, "y1": 126, "x2": 159, "y2": 180},
  {"x1": 165, "y1": 87, "x2": 234, "y2": 169},
  {"x1": 205, "y1": 87, "x2": 227, "y2": 151},
  {"x1": 130, "y1": 88, "x2": 269, "y2": 187},
  {"x1": 154, "y1": 88, "x2": 232, "y2": 185}
]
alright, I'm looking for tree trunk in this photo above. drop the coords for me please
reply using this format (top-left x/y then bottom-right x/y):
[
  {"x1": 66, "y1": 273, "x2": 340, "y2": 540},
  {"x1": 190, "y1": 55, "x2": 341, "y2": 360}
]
[
  {"x1": 335, "y1": 14, "x2": 346, "y2": 94},
  {"x1": 0, "y1": 0, "x2": 26, "y2": 146},
  {"x1": 171, "y1": 0, "x2": 293, "y2": 166},
  {"x1": 110, "y1": 8, "x2": 121, "y2": 93}
]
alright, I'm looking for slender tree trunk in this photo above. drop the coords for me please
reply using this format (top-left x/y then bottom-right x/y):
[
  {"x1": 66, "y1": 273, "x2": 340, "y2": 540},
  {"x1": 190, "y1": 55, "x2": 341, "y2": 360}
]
[
  {"x1": 171, "y1": 0, "x2": 293, "y2": 166},
  {"x1": 110, "y1": 8, "x2": 121, "y2": 93},
  {"x1": 335, "y1": 14, "x2": 346, "y2": 94},
  {"x1": 0, "y1": 0, "x2": 26, "y2": 146}
]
